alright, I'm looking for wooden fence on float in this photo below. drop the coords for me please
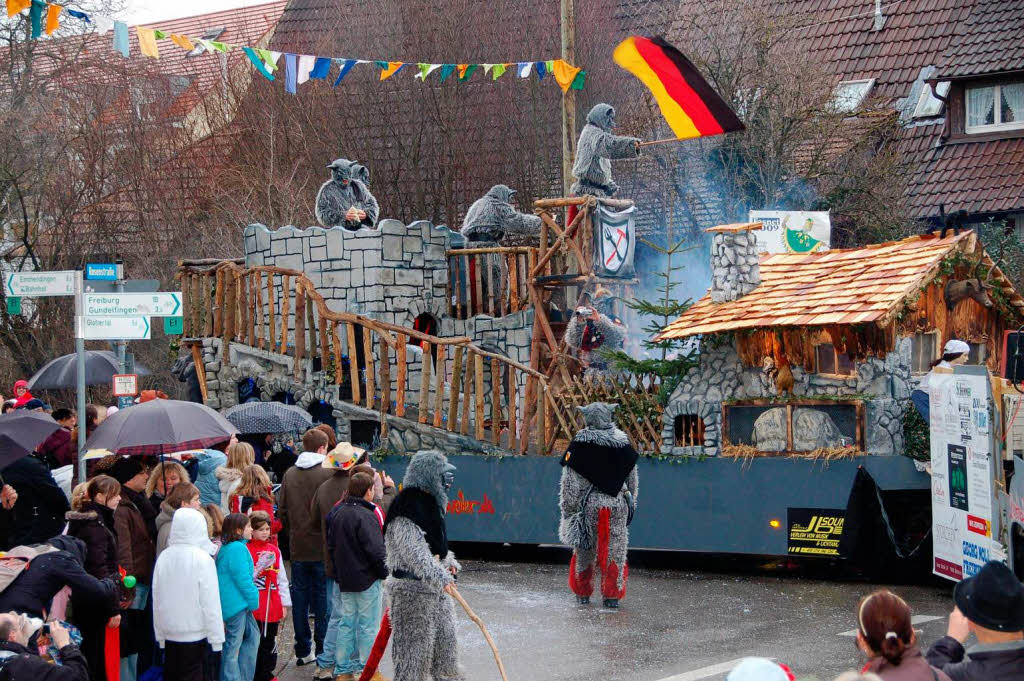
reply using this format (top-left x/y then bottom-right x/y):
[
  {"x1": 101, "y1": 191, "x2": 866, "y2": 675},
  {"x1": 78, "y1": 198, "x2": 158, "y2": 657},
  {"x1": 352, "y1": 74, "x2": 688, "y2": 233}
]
[
  {"x1": 550, "y1": 373, "x2": 664, "y2": 453},
  {"x1": 176, "y1": 260, "x2": 553, "y2": 454},
  {"x1": 446, "y1": 246, "x2": 535, "y2": 320}
]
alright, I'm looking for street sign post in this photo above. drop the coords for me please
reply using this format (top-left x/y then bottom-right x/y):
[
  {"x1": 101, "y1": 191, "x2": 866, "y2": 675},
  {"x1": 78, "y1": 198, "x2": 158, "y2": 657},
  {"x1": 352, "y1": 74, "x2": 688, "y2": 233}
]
[
  {"x1": 112, "y1": 374, "x2": 138, "y2": 397},
  {"x1": 83, "y1": 292, "x2": 181, "y2": 317},
  {"x1": 85, "y1": 263, "x2": 120, "y2": 281},
  {"x1": 76, "y1": 316, "x2": 150, "y2": 340},
  {"x1": 5, "y1": 271, "x2": 76, "y2": 297}
]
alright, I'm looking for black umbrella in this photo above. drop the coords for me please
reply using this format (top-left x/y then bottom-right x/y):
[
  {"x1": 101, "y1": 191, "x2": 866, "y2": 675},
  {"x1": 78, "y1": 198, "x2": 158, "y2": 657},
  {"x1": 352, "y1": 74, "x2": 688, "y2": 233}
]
[
  {"x1": 85, "y1": 399, "x2": 237, "y2": 456},
  {"x1": 27, "y1": 351, "x2": 152, "y2": 391},
  {"x1": 0, "y1": 411, "x2": 60, "y2": 470},
  {"x1": 224, "y1": 402, "x2": 313, "y2": 435}
]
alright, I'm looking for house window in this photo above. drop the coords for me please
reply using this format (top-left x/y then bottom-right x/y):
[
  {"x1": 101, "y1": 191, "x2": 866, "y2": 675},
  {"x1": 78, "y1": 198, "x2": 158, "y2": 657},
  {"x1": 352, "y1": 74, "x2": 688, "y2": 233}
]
[
  {"x1": 815, "y1": 343, "x2": 855, "y2": 376},
  {"x1": 831, "y1": 79, "x2": 874, "y2": 114},
  {"x1": 674, "y1": 414, "x2": 705, "y2": 447},
  {"x1": 966, "y1": 82, "x2": 1024, "y2": 133},
  {"x1": 913, "y1": 81, "x2": 950, "y2": 118},
  {"x1": 911, "y1": 331, "x2": 941, "y2": 374},
  {"x1": 968, "y1": 342, "x2": 987, "y2": 365}
]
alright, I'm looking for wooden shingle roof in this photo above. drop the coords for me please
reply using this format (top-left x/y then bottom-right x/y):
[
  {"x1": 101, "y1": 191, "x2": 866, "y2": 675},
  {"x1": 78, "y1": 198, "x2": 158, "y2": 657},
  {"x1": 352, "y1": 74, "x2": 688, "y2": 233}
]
[{"x1": 658, "y1": 230, "x2": 1022, "y2": 339}]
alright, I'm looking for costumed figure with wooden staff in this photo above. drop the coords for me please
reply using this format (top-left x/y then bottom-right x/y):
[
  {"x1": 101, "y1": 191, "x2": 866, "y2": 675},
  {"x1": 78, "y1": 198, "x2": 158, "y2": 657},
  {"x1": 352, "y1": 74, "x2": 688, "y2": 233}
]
[
  {"x1": 378, "y1": 450, "x2": 463, "y2": 681},
  {"x1": 559, "y1": 402, "x2": 638, "y2": 609}
]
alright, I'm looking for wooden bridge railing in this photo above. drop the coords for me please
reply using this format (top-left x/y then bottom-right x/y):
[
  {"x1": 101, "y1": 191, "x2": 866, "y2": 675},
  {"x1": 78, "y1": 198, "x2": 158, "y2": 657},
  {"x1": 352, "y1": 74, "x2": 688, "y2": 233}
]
[
  {"x1": 176, "y1": 260, "x2": 552, "y2": 454},
  {"x1": 446, "y1": 246, "x2": 536, "y2": 320}
]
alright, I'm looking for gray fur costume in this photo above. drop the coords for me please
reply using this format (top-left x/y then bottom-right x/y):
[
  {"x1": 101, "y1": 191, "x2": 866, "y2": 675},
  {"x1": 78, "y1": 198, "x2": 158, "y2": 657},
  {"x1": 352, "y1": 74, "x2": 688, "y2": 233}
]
[
  {"x1": 559, "y1": 403, "x2": 638, "y2": 607},
  {"x1": 315, "y1": 158, "x2": 380, "y2": 230},
  {"x1": 564, "y1": 301, "x2": 627, "y2": 378},
  {"x1": 384, "y1": 450, "x2": 463, "y2": 681},
  {"x1": 570, "y1": 104, "x2": 641, "y2": 198},
  {"x1": 459, "y1": 184, "x2": 542, "y2": 243}
]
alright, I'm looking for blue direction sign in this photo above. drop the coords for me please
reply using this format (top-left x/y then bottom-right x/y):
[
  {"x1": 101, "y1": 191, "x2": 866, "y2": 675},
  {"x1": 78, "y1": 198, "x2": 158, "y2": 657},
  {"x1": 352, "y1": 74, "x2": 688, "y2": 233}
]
[
  {"x1": 83, "y1": 292, "x2": 181, "y2": 317},
  {"x1": 85, "y1": 263, "x2": 119, "y2": 281}
]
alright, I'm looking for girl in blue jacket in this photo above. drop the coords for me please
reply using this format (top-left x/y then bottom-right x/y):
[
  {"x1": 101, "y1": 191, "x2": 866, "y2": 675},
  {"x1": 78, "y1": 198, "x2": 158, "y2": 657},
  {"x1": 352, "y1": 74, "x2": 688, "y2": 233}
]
[{"x1": 216, "y1": 513, "x2": 260, "y2": 681}]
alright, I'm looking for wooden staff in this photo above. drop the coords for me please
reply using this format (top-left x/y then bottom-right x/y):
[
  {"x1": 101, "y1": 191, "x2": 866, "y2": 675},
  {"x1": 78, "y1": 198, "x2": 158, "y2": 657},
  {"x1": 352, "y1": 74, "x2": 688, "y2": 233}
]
[
  {"x1": 449, "y1": 586, "x2": 510, "y2": 681},
  {"x1": 639, "y1": 136, "x2": 681, "y2": 147}
]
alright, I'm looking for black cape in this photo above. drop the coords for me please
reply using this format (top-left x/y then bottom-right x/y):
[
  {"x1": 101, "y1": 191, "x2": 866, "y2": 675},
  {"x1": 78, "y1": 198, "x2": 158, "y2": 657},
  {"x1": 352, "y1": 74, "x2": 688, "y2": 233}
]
[
  {"x1": 560, "y1": 435, "x2": 638, "y2": 496},
  {"x1": 383, "y1": 486, "x2": 448, "y2": 557}
]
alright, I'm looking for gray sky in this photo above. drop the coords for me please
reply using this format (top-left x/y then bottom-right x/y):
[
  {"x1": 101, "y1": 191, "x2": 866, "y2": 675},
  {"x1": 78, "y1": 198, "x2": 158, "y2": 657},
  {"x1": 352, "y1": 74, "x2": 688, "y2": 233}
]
[{"x1": 124, "y1": 0, "x2": 273, "y2": 23}]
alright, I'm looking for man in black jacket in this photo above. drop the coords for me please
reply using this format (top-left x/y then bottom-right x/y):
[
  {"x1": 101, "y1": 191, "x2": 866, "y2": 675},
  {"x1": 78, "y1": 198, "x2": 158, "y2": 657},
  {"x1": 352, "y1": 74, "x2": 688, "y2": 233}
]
[
  {"x1": 0, "y1": 455, "x2": 68, "y2": 549},
  {"x1": 926, "y1": 560, "x2": 1024, "y2": 680},
  {"x1": 0, "y1": 614, "x2": 88, "y2": 680},
  {"x1": 324, "y1": 471, "x2": 386, "y2": 681},
  {"x1": 0, "y1": 536, "x2": 119, "y2": 619}
]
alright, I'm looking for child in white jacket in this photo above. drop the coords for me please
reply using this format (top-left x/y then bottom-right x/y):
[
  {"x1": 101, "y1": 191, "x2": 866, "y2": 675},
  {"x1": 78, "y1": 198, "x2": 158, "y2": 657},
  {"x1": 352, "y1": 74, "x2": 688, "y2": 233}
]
[{"x1": 153, "y1": 507, "x2": 224, "y2": 681}]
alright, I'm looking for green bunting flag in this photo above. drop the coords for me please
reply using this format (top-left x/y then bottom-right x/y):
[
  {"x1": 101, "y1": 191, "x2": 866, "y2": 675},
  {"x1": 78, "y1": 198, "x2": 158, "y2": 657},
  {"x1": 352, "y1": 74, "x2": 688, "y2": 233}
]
[{"x1": 491, "y1": 63, "x2": 507, "y2": 80}]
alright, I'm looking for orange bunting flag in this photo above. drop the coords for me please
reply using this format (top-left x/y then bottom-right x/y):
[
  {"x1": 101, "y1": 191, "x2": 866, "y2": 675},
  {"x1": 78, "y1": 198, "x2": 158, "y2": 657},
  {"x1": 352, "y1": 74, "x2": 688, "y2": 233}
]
[
  {"x1": 137, "y1": 26, "x2": 159, "y2": 58},
  {"x1": 44, "y1": 2, "x2": 60, "y2": 34},
  {"x1": 170, "y1": 33, "x2": 194, "y2": 51},
  {"x1": 551, "y1": 59, "x2": 581, "y2": 93},
  {"x1": 6, "y1": 0, "x2": 29, "y2": 17},
  {"x1": 379, "y1": 61, "x2": 403, "y2": 80}
]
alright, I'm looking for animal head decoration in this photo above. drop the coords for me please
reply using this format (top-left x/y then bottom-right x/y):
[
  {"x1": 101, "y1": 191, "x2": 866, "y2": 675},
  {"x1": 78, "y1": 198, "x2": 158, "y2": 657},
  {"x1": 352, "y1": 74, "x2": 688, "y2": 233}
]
[
  {"x1": 944, "y1": 257, "x2": 1003, "y2": 310},
  {"x1": 577, "y1": 402, "x2": 618, "y2": 430},
  {"x1": 586, "y1": 103, "x2": 616, "y2": 132},
  {"x1": 403, "y1": 449, "x2": 457, "y2": 508},
  {"x1": 326, "y1": 158, "x2": 370, "y2": 188},
  {"x1": 485, "y1": 184, "x2": 516, "y2": 203}
]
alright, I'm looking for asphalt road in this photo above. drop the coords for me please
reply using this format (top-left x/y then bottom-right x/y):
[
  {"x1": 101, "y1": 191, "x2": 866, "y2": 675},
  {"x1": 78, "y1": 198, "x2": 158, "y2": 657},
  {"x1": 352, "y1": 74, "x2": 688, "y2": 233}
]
[{"x1": 277, "y1": 547, "x2": 955, "y2": 681}]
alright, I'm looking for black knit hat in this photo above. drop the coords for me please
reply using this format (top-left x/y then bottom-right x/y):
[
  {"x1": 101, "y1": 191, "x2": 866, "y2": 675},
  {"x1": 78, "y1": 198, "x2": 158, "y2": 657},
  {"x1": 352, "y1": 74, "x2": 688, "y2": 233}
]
[
  {"x1": 954, "y1": 560, "x2": 1024, "y2": 632},
  {"x1": 108, "y1": 457, "x2": 145, "y2": 485}
]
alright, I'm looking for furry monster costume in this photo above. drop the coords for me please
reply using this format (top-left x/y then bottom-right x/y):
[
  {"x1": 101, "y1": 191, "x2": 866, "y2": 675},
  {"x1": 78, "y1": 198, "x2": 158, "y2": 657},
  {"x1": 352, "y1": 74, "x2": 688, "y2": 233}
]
[
  {"x1": 460, "y1": 184, "x2": 542, "y2": 243},
  {"x1": 564, "y1": 293, "x2": 626, "y2": 378},
  {"x1": 570, "y1": 104, "x2": 641, "y2": 198},
  {"x1": 383, "y1": 450, "x2": 463, "y2": 681},
  {"x1": 315, "y1": 158, "x2": 380, "y2": 230},
  {"x1": 559, "y1": 403, "x2": 638, "y2": 608}
]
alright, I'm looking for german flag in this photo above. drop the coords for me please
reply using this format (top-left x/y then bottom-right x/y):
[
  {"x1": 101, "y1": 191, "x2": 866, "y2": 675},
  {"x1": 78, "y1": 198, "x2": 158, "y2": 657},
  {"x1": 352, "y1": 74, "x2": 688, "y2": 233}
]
[{"x1": 613, "y1": 36, "x2": 744, "y2": 140}]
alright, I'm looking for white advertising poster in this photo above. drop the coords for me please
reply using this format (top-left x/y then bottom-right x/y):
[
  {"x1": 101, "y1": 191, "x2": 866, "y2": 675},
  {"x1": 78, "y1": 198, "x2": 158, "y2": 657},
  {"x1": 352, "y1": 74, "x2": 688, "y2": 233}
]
[
  {"x1": 748, "y1": 210, "x2": 832, "y2": 254},
  {"x1": 929, "y1": 368, "x2": 996, "y2": 581}
]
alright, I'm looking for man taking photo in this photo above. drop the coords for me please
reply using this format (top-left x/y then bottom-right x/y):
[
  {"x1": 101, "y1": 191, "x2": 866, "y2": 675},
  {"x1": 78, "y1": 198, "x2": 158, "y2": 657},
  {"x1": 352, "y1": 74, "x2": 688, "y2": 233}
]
[{"x1": 0, "y1": 613, "x2": 89, "y2": 680}]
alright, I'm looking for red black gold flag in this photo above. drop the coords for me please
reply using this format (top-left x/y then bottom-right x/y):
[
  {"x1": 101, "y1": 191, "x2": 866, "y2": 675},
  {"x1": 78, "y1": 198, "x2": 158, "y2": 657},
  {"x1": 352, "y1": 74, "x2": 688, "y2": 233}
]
[{"x1": 613, "y1": 36, "x2": 744, "y2": 140}]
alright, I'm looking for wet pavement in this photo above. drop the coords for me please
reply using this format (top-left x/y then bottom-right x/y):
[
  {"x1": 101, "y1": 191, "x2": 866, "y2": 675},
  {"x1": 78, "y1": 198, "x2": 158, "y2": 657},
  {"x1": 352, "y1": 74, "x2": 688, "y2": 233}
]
[{"x1": 277, "y1": 546, "x2": 955, "y2": 681}]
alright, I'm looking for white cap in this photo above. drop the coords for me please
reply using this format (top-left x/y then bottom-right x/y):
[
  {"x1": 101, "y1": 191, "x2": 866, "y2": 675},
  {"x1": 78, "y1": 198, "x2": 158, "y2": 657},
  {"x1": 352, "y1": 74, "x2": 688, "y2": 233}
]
[
  {"x1": 726, "y1": 658, "x2": 790, "y2": 681},
  {"x1": 943, "y1": 339, "x2": 970, "y2": 356},
  {"x1": 106, "y1": 406, "x2": 119, "y2": 416}
]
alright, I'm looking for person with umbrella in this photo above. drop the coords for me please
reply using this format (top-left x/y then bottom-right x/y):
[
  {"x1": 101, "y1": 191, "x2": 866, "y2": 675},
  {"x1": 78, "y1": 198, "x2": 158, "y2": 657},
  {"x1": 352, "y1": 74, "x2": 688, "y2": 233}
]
[
  {"x1": 226, "y1": 402, "x2": 312, "y2": 482},
  {"x1": 0, "y1": 411, "x2": 67, "y2": 549}
]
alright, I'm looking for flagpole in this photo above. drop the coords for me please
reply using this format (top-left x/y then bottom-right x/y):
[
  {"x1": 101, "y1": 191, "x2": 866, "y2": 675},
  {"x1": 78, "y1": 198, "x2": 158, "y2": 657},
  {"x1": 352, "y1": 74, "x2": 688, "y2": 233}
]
[{"x1": 639, "y1": 136, "x2": 682, "y2": 147}]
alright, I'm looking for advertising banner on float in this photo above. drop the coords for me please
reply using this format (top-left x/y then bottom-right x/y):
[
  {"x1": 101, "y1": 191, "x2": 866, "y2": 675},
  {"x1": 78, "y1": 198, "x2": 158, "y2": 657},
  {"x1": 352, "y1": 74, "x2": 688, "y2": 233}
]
[
  {"x1": 748, "y1": 210, "x2": 831, "y2": 254},
  {"x1": 930, "y1": 367, "x2": 998, "y2": 581}
]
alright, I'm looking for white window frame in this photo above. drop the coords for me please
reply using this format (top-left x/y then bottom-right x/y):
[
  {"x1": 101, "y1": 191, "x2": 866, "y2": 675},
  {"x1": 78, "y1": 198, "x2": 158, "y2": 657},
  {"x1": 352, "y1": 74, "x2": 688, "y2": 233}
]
[
  {"x1": 913, "y1": 81, "x2": 950, "y2": 118},
  {"x1": 831, "y1": 78, "x2": 875, "y2": 114},
  {"x1": 966, "y1": 82, "x2": 1024, "y2": 134}
]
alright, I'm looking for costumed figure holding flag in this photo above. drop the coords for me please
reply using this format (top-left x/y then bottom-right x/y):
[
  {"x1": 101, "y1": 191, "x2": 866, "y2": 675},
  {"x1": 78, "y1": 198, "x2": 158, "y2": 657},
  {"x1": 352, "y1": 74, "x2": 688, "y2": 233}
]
[
  {"x1": 380, "y1": 451, "x2": 463, "y2": 681},
  {"x1": 559, "y1": 403, "x2": 639, "y2": 609}
]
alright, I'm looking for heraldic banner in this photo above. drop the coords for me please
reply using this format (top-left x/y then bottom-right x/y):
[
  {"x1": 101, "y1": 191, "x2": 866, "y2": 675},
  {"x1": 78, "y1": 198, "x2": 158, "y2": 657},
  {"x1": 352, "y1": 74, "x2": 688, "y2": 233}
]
[{"x1": 593, "y1": 205, "x2": 636, "y2": 278}]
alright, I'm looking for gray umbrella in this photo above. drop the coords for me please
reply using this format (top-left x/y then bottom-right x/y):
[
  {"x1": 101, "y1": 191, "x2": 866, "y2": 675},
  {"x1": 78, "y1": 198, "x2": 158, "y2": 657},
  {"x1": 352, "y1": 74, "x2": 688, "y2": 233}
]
[
  {"x1": 27, "y1": 351, "x2": 152, "y2": 391},
  {"x1": 0, "y1": 411, "x2": 61, "y2": 469},
  {"x1": 224, "y1": 402, "x2": 313, "y2": 435},
  {"x1": 85, "y1": 398, "x2": 237, "y2": 455}
]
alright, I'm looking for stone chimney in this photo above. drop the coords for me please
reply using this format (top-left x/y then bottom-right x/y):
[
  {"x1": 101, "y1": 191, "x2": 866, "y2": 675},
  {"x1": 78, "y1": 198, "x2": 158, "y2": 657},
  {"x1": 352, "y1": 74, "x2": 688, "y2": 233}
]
[{"x1": 707, "y1": 222, "x2": 762, "y2": 303}]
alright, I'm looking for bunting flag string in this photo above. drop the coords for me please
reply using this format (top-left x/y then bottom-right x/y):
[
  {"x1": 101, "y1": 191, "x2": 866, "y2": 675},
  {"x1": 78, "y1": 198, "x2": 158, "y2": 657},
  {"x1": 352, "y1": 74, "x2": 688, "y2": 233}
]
[{"x1": 4, "y1": 1, "x2": 585, "y2": 95}]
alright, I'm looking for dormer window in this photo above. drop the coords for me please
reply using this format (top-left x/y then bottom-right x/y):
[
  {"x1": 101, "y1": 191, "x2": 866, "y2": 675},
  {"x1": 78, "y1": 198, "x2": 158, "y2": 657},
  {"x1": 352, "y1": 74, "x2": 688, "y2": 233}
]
[{"x1": 966, "y1": 82, "x2": 1024, "y2": 134}]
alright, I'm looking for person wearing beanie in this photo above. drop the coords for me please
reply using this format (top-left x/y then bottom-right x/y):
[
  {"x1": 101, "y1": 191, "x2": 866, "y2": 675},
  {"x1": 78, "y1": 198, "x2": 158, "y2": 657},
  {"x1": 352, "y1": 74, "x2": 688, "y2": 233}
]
[
  {"x1": 109, "y1": 457, "x2": 157, "y2": 681},
  {"x1": 726, "y1": 657, "x2": 795, "y2": 681},
  {"x1": 926, "y1": 560, "x2": 1024, "y2": 680},
  {"x1": 912, "y1": 339, "x2": 970, "y2": 422}
]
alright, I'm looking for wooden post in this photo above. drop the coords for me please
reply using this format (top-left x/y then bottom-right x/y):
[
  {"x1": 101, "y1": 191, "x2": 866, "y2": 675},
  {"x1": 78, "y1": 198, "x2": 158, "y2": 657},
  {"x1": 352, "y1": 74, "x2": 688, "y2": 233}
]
[
  {"x1": 460, "y1": 356, "x2": 472, "y2": 436},
  {"x1": 181, "y1": 272, "x2": 192, "y2": 338},
  {"x1": 379, "y1": 337, "x2": 391, "y2": 414},
  {"x1": 452, "y1": 256, "x2": 462, "y2": 319},
  {"x1": 448, "y1": 346, "x2": 464, "y2": 433},
  {"x1": 519, "y1": 375, "x2": 534, "y2": 454},
  {"x1": 490, "y1": 359, "x2": 501, "y2": 445},
  {"x1": 319, "y1": 308, "x2": 330, "y2": 378},
  {"x1": 191, "y1": 343, "x2": 208, "y2": 404},
  {"x1": 235, "y1": 271, "x2": 244, "y2": 342},
  {"x1": 486, "y1": 253, "x2": 496, "y2": 317},
  {"x1": 347, "y1": 323, "x2": 361, "y2": 404},
  {"x1": 265, "y1": 274, "x2": 275, "y2": 351},
  {"x1": 363, "y1": 327, "x2": 375, "y2": 409},
  {"x1": 473, "y1": 255, "x2": 483, "y2": 318},
  {"x1": 508, "y1": 367, "x2": 518, "y2": 452},
  {"x1": 418, "y1": 342, "x2": 431, "y2": 424},
  {"x1": 306, "y1": 296, "x2": 316, "y2": 364},
  {"x1": 279, "y1": 275, "x2": 290, "y2": 355},
  {"x1": 433, "y1": 346, "x2": 446, "y2": 428},
  {"x1": 191, "y1": 273, "x2": 202, "y2": 338},
  {"x1": 333, "y1": 324, "x2": 343, "y2": 385},
  {"x1": 247, "y1": 274, "x2": 256, "y2": 346},
  {"x1": 254, "y1": 272, "x2": 264, "y2": 350},
  {"x1": 560, "y1": 0, "x2": 576, "y2": 197},
  {"x1": 294, "y1": 283, "x2": 306, "y2": 381},
  {"x1": 213, "y1": 269, "x2": 224, "y2": 337},
  {"x1": 474, "y1": 354, "x2": 485, "y2": 441},
  {"x1": 396, "y1": 336, "x2": 407, "y2": 418},
  {"x1": 537, "y1": 380, "x2": 546, "y2": 453},
  {"x1": 508, "y1": 254, "x2": 519, "y2": 312}
]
